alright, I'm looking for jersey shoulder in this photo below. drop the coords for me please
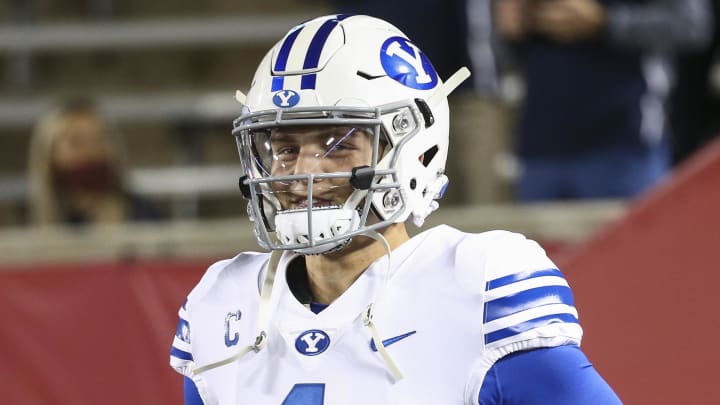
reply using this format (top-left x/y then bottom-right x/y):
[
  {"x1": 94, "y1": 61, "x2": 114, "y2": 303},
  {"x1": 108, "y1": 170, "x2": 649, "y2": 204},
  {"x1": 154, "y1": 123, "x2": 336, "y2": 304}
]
[
  {"x1": 185, "y1": 251, "x2": 270, "y2": 306},
  {"x1": 454, "y1": 229, "x2": 581, "y2": 346},
  {"x1": 453, "y1": 228, "x2": 557, "y2": 286},
  {"x1": 170, "y1": 251, "x2": 270, "y2": 377},
  {"x1": 451, "y1": 229, "x2": 585, "y2": 404}
]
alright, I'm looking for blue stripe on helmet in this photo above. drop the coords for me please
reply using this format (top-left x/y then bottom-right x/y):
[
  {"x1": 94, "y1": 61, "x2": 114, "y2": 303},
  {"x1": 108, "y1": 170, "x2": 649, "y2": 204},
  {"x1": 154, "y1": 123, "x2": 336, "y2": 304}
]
[
  {"x1": 271, "y1": 26, "x2": 304, "y2": 91},
  {"x1": 486, "y1": 268, "x2": 564, "y2": 290},
  {"x1": 484, "y1": 285, "x2": 575, "y2": 323},
  {"x1": 299, "y1": 17, "x2": 345, "y2": 90},
  {"x1": 485, "y1": 313, "x2": 579, "y2": 345},
  {"x1": 300, "y1": 74, "x2": 317, "y2": 90}
]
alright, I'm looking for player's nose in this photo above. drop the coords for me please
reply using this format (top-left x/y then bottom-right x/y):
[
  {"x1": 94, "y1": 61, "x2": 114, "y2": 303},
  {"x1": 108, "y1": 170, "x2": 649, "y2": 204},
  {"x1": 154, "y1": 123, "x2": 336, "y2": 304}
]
[{"x1": 292, "y1": 148, "x2": 325, "y2": 176}]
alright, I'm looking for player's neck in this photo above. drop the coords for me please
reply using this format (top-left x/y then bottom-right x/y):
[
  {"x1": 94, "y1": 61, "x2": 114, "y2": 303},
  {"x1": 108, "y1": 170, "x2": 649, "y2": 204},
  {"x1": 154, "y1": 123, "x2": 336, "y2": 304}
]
[{"x1": 304, "y1": 223, "x2": 409, "y2": 305}]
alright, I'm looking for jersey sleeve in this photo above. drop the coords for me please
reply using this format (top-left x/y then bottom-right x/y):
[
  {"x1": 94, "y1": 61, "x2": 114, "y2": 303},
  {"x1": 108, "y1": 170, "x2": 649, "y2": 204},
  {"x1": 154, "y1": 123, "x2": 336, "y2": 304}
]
[
  {"x1": 168, "y1": 256, "x2": 238, "y2": 377},
  {"x1": 170, "y1": 299, "x2": 195, "y2": 377},
  {"x1": 478, "y1": 345, "x2": 622, "y2": 404},
  {"x1": 458, "y1": 231, "x2": 585, "y2": 404}
]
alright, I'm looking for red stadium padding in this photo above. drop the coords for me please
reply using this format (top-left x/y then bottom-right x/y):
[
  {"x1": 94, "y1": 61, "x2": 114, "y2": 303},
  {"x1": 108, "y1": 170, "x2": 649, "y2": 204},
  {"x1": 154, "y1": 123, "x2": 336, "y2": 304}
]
[
  {"x1": 0, "y1": 259, "x2": 209, "y2": 405},
  {"x1": 561, "y1": 137, "x2": 720, "y2": 404}
]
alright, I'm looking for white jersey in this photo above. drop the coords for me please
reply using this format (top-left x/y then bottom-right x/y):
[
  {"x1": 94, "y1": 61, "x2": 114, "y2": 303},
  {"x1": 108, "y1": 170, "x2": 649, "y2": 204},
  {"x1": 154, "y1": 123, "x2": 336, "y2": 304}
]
[{"x1": 170, "y1": 225, "x2": 582, "y2": 405}]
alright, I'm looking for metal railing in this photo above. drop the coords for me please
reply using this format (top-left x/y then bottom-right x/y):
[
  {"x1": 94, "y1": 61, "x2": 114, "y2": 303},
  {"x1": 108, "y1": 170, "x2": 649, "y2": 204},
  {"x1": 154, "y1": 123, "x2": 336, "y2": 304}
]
[{"x1": 0, "y1": 14, "x2": 316, "y2": 52}]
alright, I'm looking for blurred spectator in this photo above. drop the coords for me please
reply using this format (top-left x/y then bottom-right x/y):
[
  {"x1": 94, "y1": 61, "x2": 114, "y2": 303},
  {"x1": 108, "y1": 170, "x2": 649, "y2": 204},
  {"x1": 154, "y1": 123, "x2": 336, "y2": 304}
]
[
  {"x1": 329, "y1": 0, "x2": 515, "y2": 204},
  {"x1": 670, "y1": 0, "x2": 720, "y2": 165},
  {"x1": 28, "y1": 97, "x2": 166, "y2": 226},
  {"x1": 495, "y1": 0, "x2": 713, "y2": 201}
]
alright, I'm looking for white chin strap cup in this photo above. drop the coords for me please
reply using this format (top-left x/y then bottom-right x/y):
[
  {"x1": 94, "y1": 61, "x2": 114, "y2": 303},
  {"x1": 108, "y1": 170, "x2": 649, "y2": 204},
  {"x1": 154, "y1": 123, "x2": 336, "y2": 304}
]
[{"x1": 274, "y1": 207, "x2": 360, "y2": 255}]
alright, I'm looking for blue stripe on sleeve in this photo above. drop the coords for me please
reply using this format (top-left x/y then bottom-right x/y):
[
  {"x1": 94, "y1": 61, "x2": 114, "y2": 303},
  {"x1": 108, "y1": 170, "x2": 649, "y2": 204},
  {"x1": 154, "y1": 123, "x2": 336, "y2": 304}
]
[
  {"x1": 171, "y1": 346, "x2": 194, "y2": 361},
  {"x1": 486, "y1": 268, "x2": 564, "y2": 290},
  {"x1": 484, "y1": 285, "x2": 575, "y2": 323},
  {"x1": 485, "y1": 313, "x2": 579, "y2": 344}
]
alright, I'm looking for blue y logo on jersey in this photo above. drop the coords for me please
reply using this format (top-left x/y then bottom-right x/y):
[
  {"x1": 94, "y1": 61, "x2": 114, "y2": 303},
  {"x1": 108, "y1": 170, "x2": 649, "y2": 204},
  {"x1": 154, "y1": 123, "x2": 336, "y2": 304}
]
[
  {"x1": 295, "y1": 329, "x2": 330, "y2": 356},
  {"x1": 380, "y1": 36, "x2": 438, "y2": 90},
  {"x1": 273, "y1": 90, "x2": 300, "y2": 108},
  {"x1": 224, "y1": 310, "x2": 242, "y2": 347}
]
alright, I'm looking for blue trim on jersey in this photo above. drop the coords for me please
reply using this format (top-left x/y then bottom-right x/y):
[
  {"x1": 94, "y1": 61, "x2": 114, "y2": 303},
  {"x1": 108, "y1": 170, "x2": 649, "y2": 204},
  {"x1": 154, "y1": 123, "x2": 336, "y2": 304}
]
[
  {"x1": 175, "y1": 317, "x2": 191, "y2": 343},
  {"x1": 309, "y1": 302, "x2": 329, "y2": 314},
  {"x1": 478, "y1": 345, "x2": 622, "y2": 404},
  {"x1": 485, "y1": 313, "x2": 579, "y2": 344},
  {"x1": 486, "y1": 268, "x2": 563, "y2": 290},
  {"x1": 171, "y1": 346, "x2": 194, "y2": 361},
  {"x1": 271, "y1": 26, "x2": 304, "y2": 91},
  {"x1": 184, "y1": 377, "x2": 204, "y2": 405},
  {"x1": 485, "y1": 285, "x2": 575, "y2": 323}
]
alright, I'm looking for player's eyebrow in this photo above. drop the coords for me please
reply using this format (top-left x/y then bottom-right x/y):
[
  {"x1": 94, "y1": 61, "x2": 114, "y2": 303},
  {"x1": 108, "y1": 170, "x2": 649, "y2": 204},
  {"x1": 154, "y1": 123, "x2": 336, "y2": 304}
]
[
  {"x1": 269, "y1": 132, "x2": 296, "y2": 143},
  {"x1": 323, "y1": 127, "x2": 357, "y2": 158}
]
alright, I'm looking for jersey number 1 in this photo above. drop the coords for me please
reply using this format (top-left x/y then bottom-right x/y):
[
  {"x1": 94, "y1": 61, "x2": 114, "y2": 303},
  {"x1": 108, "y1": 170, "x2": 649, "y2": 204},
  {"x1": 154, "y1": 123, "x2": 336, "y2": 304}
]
[{"x1": 282, "y1": 383, "x2": 325, "y2": 404}]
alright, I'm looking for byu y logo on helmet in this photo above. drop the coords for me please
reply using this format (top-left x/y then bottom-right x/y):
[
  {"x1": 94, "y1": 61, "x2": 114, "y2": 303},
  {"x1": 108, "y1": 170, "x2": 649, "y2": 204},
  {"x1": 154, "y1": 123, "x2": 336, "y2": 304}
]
[
  {"x1": 380, "y1": 36, "x2": 439, "y2": 90},
  {"x1": 272, "y1": 90, "x2": 300, "y2": 108}
]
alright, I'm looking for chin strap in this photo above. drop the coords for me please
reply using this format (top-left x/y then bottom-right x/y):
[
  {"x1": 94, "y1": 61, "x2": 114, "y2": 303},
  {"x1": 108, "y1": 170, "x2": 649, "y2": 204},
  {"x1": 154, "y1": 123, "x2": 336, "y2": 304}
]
[
  {"x1": 358, "y1": 229, "x2": 404, "y2": 381},
  {"x1": 192, "y1": 250, "x2": 282, "y2": 376}
]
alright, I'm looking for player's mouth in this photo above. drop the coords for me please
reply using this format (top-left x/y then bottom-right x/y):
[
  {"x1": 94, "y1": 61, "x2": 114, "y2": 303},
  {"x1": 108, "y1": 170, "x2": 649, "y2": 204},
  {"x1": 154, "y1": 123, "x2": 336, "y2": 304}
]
[{"x1": 290, "y1": 197, "x2": 337, "y2": 210}]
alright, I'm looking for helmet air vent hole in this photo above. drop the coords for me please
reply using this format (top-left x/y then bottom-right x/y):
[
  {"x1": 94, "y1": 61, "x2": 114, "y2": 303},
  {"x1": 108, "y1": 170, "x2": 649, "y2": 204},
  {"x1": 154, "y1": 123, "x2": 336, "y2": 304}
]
[
  {"x1": 410, "y1": 178, "x2": 417, "y2": 190},
  {"x1": 356, "y1": 70, "x2": 384, "y2": 80},
  {"x1": 420, "y1": 145, "x2": 439, "y2": 168},
  {"x1": 414, "y1": 98, "x2": 435, "y2": 127}
]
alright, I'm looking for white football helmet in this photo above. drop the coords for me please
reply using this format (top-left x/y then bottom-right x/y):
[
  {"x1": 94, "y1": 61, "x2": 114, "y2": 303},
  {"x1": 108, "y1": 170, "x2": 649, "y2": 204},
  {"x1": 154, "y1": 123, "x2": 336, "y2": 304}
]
[{"x1": 234, "y1": 14, "x2": 469, "y2": 254}]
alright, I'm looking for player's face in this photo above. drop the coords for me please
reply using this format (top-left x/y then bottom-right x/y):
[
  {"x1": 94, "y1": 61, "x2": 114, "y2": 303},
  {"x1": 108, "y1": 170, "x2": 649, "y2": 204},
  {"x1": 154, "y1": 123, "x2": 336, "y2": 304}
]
[{"x1": 265, "y1": 126, "x2": 375, "y2": 210}]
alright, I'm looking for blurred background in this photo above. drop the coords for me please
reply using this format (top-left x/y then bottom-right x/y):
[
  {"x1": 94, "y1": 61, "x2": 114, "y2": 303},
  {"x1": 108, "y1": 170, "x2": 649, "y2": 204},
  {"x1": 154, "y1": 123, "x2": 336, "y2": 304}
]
[{"x1": 0, "y1": 0, "x2": 719, "y2": 404}]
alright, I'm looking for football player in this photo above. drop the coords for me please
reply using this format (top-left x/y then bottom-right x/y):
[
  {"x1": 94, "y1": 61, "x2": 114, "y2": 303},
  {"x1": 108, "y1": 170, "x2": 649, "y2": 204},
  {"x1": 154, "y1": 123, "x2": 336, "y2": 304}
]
[{"x1": 170, "y1": 14, "x2": 621, "y2": 404}]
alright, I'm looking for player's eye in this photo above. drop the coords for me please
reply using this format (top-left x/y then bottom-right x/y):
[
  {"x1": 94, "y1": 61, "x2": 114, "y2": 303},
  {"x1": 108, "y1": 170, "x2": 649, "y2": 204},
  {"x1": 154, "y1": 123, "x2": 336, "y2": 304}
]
[{"x1": 273, "y1": 145, "x2": 299, "y2": 161}]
